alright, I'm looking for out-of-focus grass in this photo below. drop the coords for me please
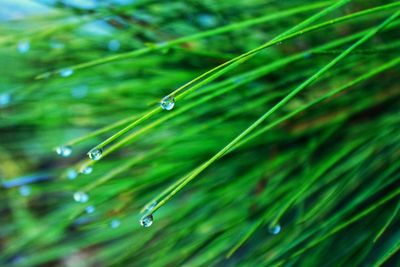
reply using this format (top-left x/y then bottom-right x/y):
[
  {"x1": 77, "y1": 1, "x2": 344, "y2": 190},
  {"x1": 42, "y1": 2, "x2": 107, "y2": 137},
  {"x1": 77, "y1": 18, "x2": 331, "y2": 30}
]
[{"x1": 0, "y1": 1, "x2": 400, "y2": 266}]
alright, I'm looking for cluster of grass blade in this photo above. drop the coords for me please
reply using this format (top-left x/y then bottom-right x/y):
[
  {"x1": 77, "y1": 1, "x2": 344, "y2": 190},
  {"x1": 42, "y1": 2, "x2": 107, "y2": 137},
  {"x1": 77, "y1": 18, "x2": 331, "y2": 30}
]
[{"x1": 1, "y1": 0, "x2": 400, "y2": 266}]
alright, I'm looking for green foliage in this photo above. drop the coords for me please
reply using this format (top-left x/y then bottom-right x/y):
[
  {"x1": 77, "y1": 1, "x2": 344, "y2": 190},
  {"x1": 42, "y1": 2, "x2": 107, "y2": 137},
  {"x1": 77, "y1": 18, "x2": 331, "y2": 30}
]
[{"x1": 1, "y1": 0, "x2": 400, "y2": 266}]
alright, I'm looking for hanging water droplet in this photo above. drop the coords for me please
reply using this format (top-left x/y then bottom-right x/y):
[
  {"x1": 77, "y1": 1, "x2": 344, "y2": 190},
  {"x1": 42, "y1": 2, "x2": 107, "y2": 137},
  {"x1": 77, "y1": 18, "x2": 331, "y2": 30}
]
[
  {"x1": 88, "y1": 148, "x2": 103, "y2": 161},
  {"x1": 60, "y1": 68, "x2": 74, "y2": 77},
  {"x1": 56, "y1": 145, "x2": 72, "y2": 157},
  {"x1": 67, "y1": 169, "x2": 78, "y2": 180},
  {"x1": 17, "y1": 40, "x2": 30, "y2": 54},
  {"x1": 140, "y1": 214, "x2": 154, "y2": 228},
  {"x1": 85, "y1": 205, "x2": 95, "y2": 214},
  {"x1": 80, "y1": 166, "x2": 93, "y2": 175},
  {"x1": 73, "y1": 191, "x2": 89, "y2": 203},
  {"x1": 19, "y1": 185, "x2": 31, "y2": 197},
  {"x1": 160, "y1": 96, "x2": 175, "y2": 111},
  {"x1": 108, "y1": 39, "x2": 120, "y2": 51},
  {"x1": 268, "y1": 224, "x2": 281, "y2": 235},
  {"x1": 110, "y1": 219, "x2": 121, "y2": 229},
  {"x1": 0, "y1": 93, "x2": 11, "y2": 108}
]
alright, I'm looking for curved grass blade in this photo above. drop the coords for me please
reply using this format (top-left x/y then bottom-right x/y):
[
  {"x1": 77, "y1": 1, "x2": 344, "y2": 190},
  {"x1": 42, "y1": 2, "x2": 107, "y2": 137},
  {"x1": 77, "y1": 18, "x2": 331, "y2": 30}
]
[
  {"x1": 373, "y1": 200, "x2": 400, "y2": 243},
  {"x1": 84, "y1": 0, "x2": 354, "y2": 161},
  {"x1": 147, "y1": 9, "x2": 400, "y2": 217}
]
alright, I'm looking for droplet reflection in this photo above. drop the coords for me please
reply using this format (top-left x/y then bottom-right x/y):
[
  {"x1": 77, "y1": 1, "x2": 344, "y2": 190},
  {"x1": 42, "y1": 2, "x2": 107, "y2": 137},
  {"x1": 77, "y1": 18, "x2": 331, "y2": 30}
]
[
  {"x1": 268, "y1": 224, "x2": 281, "y2": 235},
  {"x1": 140, "y1": 214, "x2": 154, "y2": 228},
  {"x1": 56, "y1": 145, "x2": 72, "y2": 157},
  {"x1": 73, "y1": 191, "x2": 89, "y2": 203},
  {"x1": 160, "y1": 96, "x2": 175, "y2": 111},
  {"x1": 88, "y1": 148, "x2": 103, "y2": 161}
]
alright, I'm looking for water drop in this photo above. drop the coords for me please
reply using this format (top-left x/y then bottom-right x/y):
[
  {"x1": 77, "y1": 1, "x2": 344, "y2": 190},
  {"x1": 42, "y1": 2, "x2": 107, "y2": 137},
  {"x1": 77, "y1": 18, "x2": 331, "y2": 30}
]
[
  {"x1": 110, "y1": 219, "x2": 121, "y2": 228},
  {"x1": 88, "y1": 148, "x2": 103, "y2": 161},
  {"x1": 73, "y1": 191, "x2": 89, "y2": 203},
  {"x1": 85, "y1": 205, "x2": 95, "y2": 214},
  {"x1": 17, "y1": 40, "x2": 30, "y2": 54},
  {"x1": 67, "y1": 169, "x2": 78, "y2": 180},
  {"x1": 56, "y1": 145, "x2": 72, "y2": 157},
  {"x1": 49, "y1": 40, "x2": 65, "y2": 50},
  {"x1": 268, "y1": 224, "x2": 281, "y2": 235},
  {"x1": 80, "y1": 166, "x2": 93, "y2": 175},
  {"x1": 160, "y1": 96, "x2": 175, "y2": 111},
  {"x1": 140, "y1": 214, "x2": 153, "y2": 228},
  {"x1": 0, "y1": 93, "x2": 11, "y2": 108},
  {"x1": 197, "y1": 14, "x2": 217, "y2": 28},
  {"x1": 19, "y1": 185, "x2": 31, "y2": 197},
  {"x1": 108, "y1": 39, "x2": 120, "y2": 51},
  {"x1": 60, "y1": 68, "x2": 74, "y2": 77},
  {"x1": 71, "y1": 85, "x2": 88, "y2": 99}
]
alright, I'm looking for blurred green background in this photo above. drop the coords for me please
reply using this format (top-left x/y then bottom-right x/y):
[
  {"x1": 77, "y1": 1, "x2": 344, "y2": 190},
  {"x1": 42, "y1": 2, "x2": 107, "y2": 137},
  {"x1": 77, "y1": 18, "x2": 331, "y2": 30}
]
[{"x1": 1, "y1": 0, "x2": 399, "y2": 266}]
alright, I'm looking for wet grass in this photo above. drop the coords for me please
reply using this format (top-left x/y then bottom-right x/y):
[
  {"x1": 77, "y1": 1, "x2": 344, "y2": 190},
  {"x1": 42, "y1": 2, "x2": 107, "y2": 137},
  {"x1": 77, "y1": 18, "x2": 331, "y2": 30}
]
[{"x1": 0, "y1": 1, "x2": 400, "y2": 266}]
